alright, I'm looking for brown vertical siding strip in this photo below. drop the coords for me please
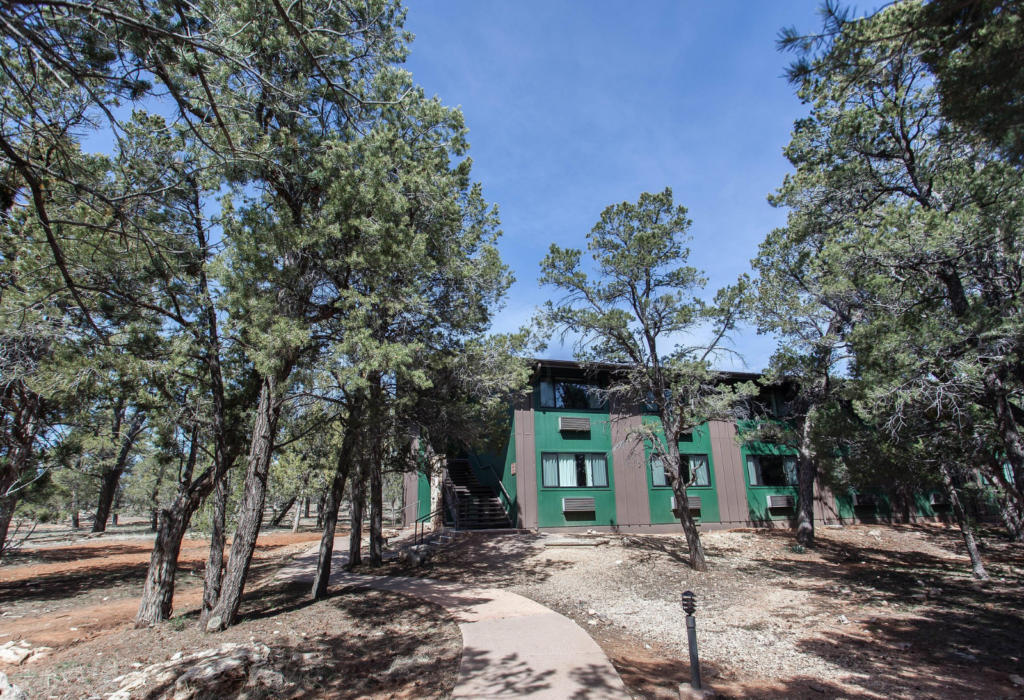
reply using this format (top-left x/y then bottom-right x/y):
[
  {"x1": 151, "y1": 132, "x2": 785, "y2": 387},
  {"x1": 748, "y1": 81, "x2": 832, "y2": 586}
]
[
  {"x1": 610, "y1": 399, "x2": 649, "y2": 527},
  {"x1": 513, "y1": 393, "x2": 538, "y2": 529},
  {"x1": 710, "y1": 420, "x2": 748, "y2": 526},
  {"x1": 402, "y1": 472, "x2": 418, "y2": 527}
]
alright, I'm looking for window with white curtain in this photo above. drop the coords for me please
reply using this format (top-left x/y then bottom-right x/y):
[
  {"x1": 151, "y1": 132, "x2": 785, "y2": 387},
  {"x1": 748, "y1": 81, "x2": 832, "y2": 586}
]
[
  {"x1": 746, "y1": 454, "x2": 798, "y2": 486},
  {"x1": 541, "y1": 452, "x2": 609, "y2": 488},
  {"x1": 651, "y1": 454, "x2": 711, "y2": 487}
]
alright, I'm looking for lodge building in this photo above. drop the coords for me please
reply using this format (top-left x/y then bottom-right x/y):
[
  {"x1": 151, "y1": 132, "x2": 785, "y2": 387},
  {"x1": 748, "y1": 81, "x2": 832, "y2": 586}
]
[{"x1": 403, "y1": 359, "x2": 956, "y2": 533}]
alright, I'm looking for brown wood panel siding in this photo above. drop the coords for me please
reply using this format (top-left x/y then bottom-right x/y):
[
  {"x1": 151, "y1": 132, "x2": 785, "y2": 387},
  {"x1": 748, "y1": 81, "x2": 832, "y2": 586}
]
[
  {"x1": 513, "y1": 393, "x2": 538, "y2": 529},
  {"x1": 610, "y1": 399, "x2": 650, "y2": 527},
  {"x1": 709, "y1": 420, "x2": 748, "y2": 526},
  {"x1": 402, "y1": 471, "x2": 418, "y2": 527}
]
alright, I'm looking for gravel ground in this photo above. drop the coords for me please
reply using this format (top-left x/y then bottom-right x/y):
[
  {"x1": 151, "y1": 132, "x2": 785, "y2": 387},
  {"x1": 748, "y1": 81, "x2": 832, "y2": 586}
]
[{"x1": 382, "y1": 524, "x2": 1024, "y2": 699}]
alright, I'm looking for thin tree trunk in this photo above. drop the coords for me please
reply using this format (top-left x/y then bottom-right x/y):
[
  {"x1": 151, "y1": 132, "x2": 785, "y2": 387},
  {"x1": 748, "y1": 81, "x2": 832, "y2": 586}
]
[
  {"x1": 429, "y1": 458, "x2": 444, "y2": 530},
  {"x1": 136, "y1": 427, "x2": 205, "y2": 626},
  {"x1": 939, "y1": 464, "x2": 989, "y2": 580},
  {"x1": 199, "y1": 472, "x2": 228, "y2": 629},
  {"x1": 312, "y1": 457, "x2": 350, "y2": 600},
  {"x1": 369, "y1": 463, "x2": 383, "y2": 566},
  {"x1": 665, "y1": 439, "x2": 707, "y2": 572},
  {"x1": 999, "y1": 495, "x2": 1024, "y2": 542},
  {"x1": 270, "y1": 496, "x2": 297, "y2": 527},
  {"x1": 348, "y1": 471, "x2": 365, "y2": 569},
  {"x1": 796, "y1": 414, "x2": 816, "y2": 547},
  {"x1": 136, "y1": 503, "x2": 194, "y2": 624},
  {"x1": 316, "y1": 489, "x2": 327, "y2": 529},
  {"x1": 304, "y1": 498, "x2": 310, "y2": 519},
  {"x1": 292, "y1": 497, "x2": 302, "y2": 533},
  {"x1": 0, "y1": 494, "x2": 15, "y2": 561},
  {"x1": 93, "y1": 412, "x2": 146, "y2": 533},
  {"x1": 206, "y1": 371, "x2": 288, "y2": 631}
]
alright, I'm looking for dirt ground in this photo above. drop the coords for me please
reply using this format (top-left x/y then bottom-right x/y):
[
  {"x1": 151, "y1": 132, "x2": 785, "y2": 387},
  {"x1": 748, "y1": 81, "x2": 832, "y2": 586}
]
[
  {"x1": 0, "y1": 528, "x2": 461, "y2": 699},
  {"x1": 380, "y1": 524, "x2": 1024, "y2": 700}
]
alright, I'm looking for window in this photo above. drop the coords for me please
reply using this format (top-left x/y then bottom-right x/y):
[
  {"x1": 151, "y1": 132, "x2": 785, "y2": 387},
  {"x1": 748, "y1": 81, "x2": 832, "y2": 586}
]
[
  {"x1": 539, "y1": 379, "x2": 603, "y2": 409},
  {"x1": 747, "y1": 454, "x2": 797, "y2": 487},
  {"x1": 542, "y1": 452, "x2": 609, "y2": 488},
  {"x1": 652, "y1": 454, "x2": 711, "y2": 488}
]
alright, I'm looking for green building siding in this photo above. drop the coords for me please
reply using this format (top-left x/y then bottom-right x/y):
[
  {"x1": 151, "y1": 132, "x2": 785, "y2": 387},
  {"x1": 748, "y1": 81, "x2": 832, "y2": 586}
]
[
  {"x1": 533, "y1": 401, "x2": 617, "y2": 528},
  {"x1": 742, "y1": 442, "x2": 800, "y2": 524}
]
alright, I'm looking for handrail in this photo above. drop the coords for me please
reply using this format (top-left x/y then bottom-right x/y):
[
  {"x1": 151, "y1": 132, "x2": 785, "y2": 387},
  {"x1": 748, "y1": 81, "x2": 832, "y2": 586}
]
[
  {"x1": 484, "y1": 465, "x2": 513, "y2": 503},
  {"x1": 484, "y1": 465, "x2": 514, "y2": 525},
  {"x1": 413, "y1": 469, "x2": 467, "y2": 545}
]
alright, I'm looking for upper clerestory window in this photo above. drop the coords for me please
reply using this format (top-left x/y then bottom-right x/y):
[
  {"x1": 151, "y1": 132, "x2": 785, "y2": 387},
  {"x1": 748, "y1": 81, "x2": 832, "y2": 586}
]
[{"x1": 539, "y1": 379, "x2": 603, "y2": 409}]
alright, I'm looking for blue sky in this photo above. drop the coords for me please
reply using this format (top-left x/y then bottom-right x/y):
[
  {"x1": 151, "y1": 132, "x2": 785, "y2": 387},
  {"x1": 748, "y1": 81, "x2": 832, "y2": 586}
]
[{"x1": 401, "y1": 1, "x2": 833, "y2": 371}]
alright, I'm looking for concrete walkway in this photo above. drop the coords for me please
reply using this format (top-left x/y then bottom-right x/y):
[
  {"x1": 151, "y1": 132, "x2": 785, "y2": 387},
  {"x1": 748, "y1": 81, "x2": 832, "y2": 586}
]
[{"x1": 277, "y1": 544, "x2": 631, "y2": 700}]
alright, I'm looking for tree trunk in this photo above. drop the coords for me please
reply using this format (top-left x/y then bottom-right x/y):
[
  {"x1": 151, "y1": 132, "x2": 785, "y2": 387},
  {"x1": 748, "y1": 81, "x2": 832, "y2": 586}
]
[
  {"x1": 304, "y1": 498, "x2": 310, "y2": 519},
  {"x1": 0, "y1": 494, "x2": 15, "y2": 561},
  {"x1": 270, "y1": 496, "x2": 297, "y2": 528},
  {"x1": 149, "y1": 510, "x2": 158, "y2": 532},
  {"x1": 796, "y1": 414, "x2": 817, "y2": 547},
  {"x1": 93, "y1": 412, "x2": 146, "y2": 533},
  {"x1": 429, "y1": 457, "x2": 445, "y2": 530},
  {"x1": 200, "y1": 472, "x2": 228, "y2": 629},
  {"x1": 348, "y1": 472, "x2": 365, "y2": 569},
  {"x1": 998, "y1": 495, "x2": 1024, "y2": 542},
  {"x1": 369, "y1": 464, "x2": 383, "y2": 566},
  {"x1": 939, "y1": 464, "x2": 989, "y2": 580},
  {"x1": 312, "y1": 458, "x2": 350, "y2": 600},
  {"x1": 316, "y1": 489, "x2": 327, "y2": 529},
  {"x1": 292, "y1": 497, "x2": 302, "y2": 533},
  {"x1": 136, "y1": 502, "x2": 194, "y2": 624},
  {"x1": 206, "y1": 371, "x2": 287, "y2": 631},
  {"x1": 665, "y1": 439, "x2": 707, "y2": 572},
  {"x1": 136, "y1": 427, "x2": 205, "y2": 626}
]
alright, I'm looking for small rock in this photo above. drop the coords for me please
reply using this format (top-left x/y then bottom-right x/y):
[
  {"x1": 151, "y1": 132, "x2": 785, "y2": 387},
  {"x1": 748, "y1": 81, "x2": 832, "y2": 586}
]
[
  {"x1": 171, "y1": 651, "x2": 184, "y2": 661},
  {"x1": 1009, "y1": 674, "x2": 1024, "y2": 686},
  {"x1": 837, "y1": 615, "x2": 849, "y2": 625},
  {"x1": 203, "y1": 616, "x2": 222, "y2": 633},
  {"x1": 0, "y1": 647, "x2": 31, "y2": 665},
  {"x1": 588, "y1": 609, "x2": 596, "y2": 615},
  {"x1": 867, "y1": 529, "x2": 881, "y2": 537},
  {"x1": 254, "y1": 668, "x2": 286, "y2": 690},
  {"x1": 927, "y1": 588, "x2": 943, "y2": 597},
  {"x1": 895, "y1": 642, "x2": 912, "y2": 651},
  {"x1": 643, "y1": 643, "x2": 652, "y2": 650},
  {"x1": 0, "y1": 671, "x2": 29, "y2": 700},
  {"x1": 588, "y1": 619, "x2": 599, "y2": 626}
]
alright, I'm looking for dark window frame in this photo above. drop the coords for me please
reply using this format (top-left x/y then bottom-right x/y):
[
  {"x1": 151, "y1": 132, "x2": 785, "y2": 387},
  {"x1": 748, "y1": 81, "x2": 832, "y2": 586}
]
[
  {"x1": 651, "y1": 454, "x2": 712, "y2": 488},
  {"x1": 538, "y1": 378, "x2": 605, "y2": 410},
  {"x1": 541, "y1": 451, "x2": 611, "y2": 488}
]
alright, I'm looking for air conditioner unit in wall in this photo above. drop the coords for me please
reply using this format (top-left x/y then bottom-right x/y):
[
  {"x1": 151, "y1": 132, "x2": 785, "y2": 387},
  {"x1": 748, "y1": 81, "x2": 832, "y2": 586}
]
[
  {"x1": 851, "y1": 493, "x2": 879, "y2": 507},
  {"x1": 562, "y1": 497, "x2": 596, "y2": 513},
  {"x1": 670, "y1": 496, "x2": 702, "y2": 511},
  {"x1": 558, "y1": 416, "x2": 591, "y2": 432},
  {"x1": 766, "y1": 494, "x2": 795, "y2": 509}
]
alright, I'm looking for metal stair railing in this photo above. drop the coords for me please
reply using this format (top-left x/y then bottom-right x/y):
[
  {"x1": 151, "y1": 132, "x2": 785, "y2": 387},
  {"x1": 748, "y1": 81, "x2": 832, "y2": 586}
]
[{"x1": 484, "y1": 465, "x2": 514, "y2": 527}]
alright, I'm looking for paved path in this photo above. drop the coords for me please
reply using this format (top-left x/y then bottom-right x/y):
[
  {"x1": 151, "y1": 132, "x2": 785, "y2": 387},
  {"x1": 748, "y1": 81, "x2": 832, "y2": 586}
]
[{"x1": 277, "y1": 544, "x2": 631, "y2": 700}]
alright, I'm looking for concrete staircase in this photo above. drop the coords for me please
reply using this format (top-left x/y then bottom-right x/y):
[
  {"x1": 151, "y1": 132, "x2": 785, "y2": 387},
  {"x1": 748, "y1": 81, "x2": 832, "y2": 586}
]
[{"x1": 445, "y1": 460, "x2": 513, "y2": 530}]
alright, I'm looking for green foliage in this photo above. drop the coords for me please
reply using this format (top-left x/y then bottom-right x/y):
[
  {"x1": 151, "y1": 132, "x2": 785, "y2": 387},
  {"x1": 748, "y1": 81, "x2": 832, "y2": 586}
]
[{"x1": 771, "y1": 0, "x2": 1024, "y2": 515}]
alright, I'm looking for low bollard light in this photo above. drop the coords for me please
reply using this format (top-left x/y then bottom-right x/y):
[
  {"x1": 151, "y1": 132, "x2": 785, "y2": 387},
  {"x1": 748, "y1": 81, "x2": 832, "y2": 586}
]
[{"x1": 681, "y1": 590, "x2": 702, "y2": 691}]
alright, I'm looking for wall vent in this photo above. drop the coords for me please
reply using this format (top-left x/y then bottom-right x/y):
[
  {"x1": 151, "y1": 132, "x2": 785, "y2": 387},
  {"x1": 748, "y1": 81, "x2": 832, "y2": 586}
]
[
  {"x1": 671, "y1": 496, "x2": 702, "y2": 510},
  {"x1": 558, "y1": 416, "x2": 591, "y2": 432},
  {"x1": 562, "y1": 497, "x2": 596, "y2": 513},
  {"x1": 767, "y1": 494, "x2": 795, "y2": 509},
  {"x1": 851, "y1": 493, "x2": 878, "y2": 507}
]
